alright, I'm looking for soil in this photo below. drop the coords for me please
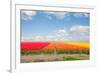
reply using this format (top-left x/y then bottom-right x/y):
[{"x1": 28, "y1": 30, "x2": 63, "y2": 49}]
[{"x1": 21, "y1": 54, "x2": 89, "y2": 63}]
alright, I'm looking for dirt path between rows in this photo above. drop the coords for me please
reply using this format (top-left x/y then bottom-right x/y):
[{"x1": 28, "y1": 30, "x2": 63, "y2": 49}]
[{"x1": 21, "y1": 54, "x2": 89, "y2": 63}]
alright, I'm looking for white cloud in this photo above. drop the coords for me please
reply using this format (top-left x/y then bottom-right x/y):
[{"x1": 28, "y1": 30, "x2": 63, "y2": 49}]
[
  {"x1": 83, "y1": 13, "x2": 89, "y2": 17},
  {"x1": 22, "y1": 25, "x2": 89, "y2": 42},
  {"x1": 53, "y1": 29, "x2": 69, "y2": 38},
  {"x1": 22, "y1": 11, "x2": 36, "y2": 17},
  {"x1": 74, "y1": 13, "x2": 89, "y2": 18},
  {"x1": 21, "y1": 10, "x2": 37, "y2": 20},
  {"x1": 58, "y1": 29, "x2": 66, "y2": 33},
  {"x1": 69, "y1": 25, "x2": 89, "y2": 42},
  {"x1": 70, "y1": 25, "x2": 89, "y2": 34},
  {"x1": 44, "y1": 11, "x2": 69, "y2": 19},
  {"x1": 21, "y1": 37, "x2": 33, "y2": 42},
  {"x1": 54, "y1": 12, "x2": 68, "y2": 19}
]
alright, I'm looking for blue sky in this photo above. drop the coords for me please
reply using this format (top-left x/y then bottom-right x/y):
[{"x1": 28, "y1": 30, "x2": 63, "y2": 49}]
[{"x1": 21, "y1": 10, "x2": 90, "y2": 42}]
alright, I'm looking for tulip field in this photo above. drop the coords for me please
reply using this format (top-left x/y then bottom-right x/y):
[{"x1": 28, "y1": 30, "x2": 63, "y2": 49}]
[{"x1": 21, "y1": 42, "x2": 90, "y2": 63}]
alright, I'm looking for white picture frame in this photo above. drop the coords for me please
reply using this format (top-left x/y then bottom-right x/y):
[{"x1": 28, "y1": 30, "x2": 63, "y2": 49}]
[{"x1": 11, "y1": 2, "x2": 95, "y2": 73}]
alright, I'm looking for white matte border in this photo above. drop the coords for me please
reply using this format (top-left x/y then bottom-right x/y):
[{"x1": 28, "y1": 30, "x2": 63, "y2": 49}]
[{"x1": 11, "y1": 4, "x2": 95, "y2": 73}]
